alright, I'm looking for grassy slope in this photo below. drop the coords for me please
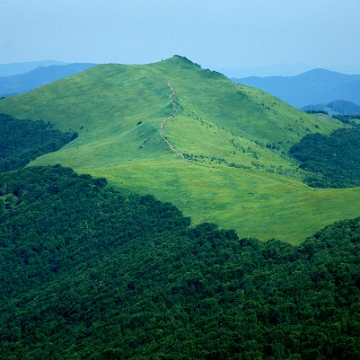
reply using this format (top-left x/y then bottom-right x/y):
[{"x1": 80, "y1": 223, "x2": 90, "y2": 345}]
[{"x1": 0, "y1": 56, "x2": 359, "y2": 244}]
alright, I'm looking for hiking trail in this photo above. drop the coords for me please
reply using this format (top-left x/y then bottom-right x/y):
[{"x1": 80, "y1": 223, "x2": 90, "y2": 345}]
[{"x1": 160, "y1": 79, "x2": 184, "y2": 160}]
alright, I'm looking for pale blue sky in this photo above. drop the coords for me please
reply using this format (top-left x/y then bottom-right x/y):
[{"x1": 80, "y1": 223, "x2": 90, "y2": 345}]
[{"x1": 1, "y1": 0, "x2": 360, "y2": 75}]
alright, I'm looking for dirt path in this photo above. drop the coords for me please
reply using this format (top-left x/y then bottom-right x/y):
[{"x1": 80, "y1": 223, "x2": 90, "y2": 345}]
[{"x1": 160, "y1": 80, "x2": 184, "y2": 160}]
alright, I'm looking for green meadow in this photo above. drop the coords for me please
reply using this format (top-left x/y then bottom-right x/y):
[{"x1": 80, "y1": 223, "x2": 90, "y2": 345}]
[{"x1": 1, "y1": 55, "x2": 359, "y2": 244}]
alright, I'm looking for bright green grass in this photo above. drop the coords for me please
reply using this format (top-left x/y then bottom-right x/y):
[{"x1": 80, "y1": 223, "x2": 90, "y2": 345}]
[
  {"x1": 1, "y1": 56, "x2": 359, "y2": 244},
  {"x1": 79, "y1": 158, "x2": 359, "y2": 245}
]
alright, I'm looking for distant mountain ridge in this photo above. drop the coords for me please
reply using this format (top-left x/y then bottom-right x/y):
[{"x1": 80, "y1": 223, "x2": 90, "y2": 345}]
[
  {"x1": 0, "y1": 60, "x2": 69, "y2": 77},
  {"x1": 232, "y1": 68, "x2": 360, "y2": 108},
  {"x1": 210, "y1": 63, "x2": 315, "y2": 78},
  {"x1": 0, "y1": 63, "x2": 96, "y2": 97},
  {"x1": 302, "y1": 100, "x2": 360, "y2": 115}
]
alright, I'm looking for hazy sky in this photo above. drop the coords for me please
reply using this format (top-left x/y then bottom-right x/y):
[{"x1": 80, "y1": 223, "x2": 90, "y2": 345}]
[{"x1": 1, "y1": 0, "x2": 360, "y2": 75}]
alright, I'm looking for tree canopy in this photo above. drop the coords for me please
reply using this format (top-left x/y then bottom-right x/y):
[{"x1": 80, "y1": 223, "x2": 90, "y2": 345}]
[
  {"x1": 289, "y1": 127, "x2": 360, "y2": 187},
  {"x1": 1, "y1": 165, "x2": 360, "y2": 359},
  {"x1": 0, "y1": 112, "x2": 76, "y2": 173}
]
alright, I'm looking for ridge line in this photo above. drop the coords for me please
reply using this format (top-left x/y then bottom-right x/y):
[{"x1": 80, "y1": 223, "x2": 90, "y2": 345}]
[{"x1": 159, "y1": 79, "x2": 184, "y2": 159}]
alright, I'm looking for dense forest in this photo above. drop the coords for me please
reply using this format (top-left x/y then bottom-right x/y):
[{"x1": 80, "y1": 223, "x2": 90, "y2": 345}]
[
  {"x1": 332, "y1": 114, "x2": 360, "y2": 126},
  {"x1": 289, "y1": 127, "x2": 360, "y2": 188},
  {"x1": 0, "y1": 113, "x2": 76, "y2": 172},
  {"x1": 1, "y1": 165, "x2": 360, "y2": 359},
  {"x1": 304, "y1": 109, "x2": 329, "y2": 115}
]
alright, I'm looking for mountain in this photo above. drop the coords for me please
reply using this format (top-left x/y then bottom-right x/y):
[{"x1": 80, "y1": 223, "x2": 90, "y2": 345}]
[
  {"x1": 211, "y1": 64, "x2": 360, "y2": 79},
  {"x1": 0, "y1": 60, "x2": 68, "y2": 77},
  {"x1": 212, "y1": 63, "x2": 315, "y2": 78},
  {"x1": 0, "y1": 55, "x2": 359, "y2": 243},
  {"x1": 0, "y1": 63, "x2": 96, "y2": 97},
  {"x1": 302, "y1": 100, "x2": 360, "y2": 115},
  {"x1": 232, "y1": 68, "x2": 360, "y2": 108}
]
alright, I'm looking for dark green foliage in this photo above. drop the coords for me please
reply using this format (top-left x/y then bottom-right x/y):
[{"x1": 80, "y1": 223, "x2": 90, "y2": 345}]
[
  {"x1": 173, "y1": 55, "x2": 202, "y2": 68},
  {"x1": 1, "y1": 165, "x2": 360, "y2": 358},
  {"x1": 172, "y1": 55, "x2": 225, "y2": 80},
  {"x1": 304, "y1": 109, "x2": 329, "y2": 115},
  {"x1": 333, "y1": 114, "x2": 360, "y2": 126},
  {"x1": 0, "y1": 113, "x2": 75, "y2": 172},
  {"x1": 289, "y1": 128, "x2": 360, "y2": 187}
]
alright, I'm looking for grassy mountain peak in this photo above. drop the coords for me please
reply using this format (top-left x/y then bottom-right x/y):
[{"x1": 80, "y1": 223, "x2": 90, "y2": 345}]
[{"x1": 0, "y1": 56, "x2": 359, "y2": 243}]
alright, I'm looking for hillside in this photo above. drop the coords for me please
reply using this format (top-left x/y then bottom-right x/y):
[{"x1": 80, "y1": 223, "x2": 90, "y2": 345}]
[
  {"x1": 290, "y1": 128, "x2": 360, "y2": 188},
  {"x1": 0, "y1": 55, "x2": 359, "y2": 243},
  {"x1": 232, "y1": 68, "x2": 360, "y2": 108},
  {"x1": 0, "y1": 113, "x2": 76, "y2": 172},
  {"x1": 302, "y1": 100, "x2": 360, "y2": 115},
  {"x1": 1, "y1": 165, "x2": 360, "y2": 359},
  {"x1": 0, "y1": 63, "x2": 96, "y2": 97}
]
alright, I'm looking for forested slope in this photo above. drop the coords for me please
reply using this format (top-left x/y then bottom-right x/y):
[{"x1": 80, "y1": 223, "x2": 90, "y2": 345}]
[
  {"x1": 0, "y1": 113, "x2": 76, "y2": 172},
  {"x1": 1, "y1": 165, "x2": 360, "y2": 359},
  {"x1": 290, "y1": 127, "x2": 360, "y2": 187}
]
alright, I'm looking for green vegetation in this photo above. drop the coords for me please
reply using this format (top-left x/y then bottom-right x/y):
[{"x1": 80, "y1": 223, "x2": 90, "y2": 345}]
[
  {"x1": 0, "y1": 63, "x2": 96, "y2": 97},
  {"x1": 332, "y1": 114, "x2": 360, "y2": 126},
  {"x1": 290, "y1": 128, "x2": 360, "y2": 187},
  {"x1": 303, "y1": 100, "x2": 360, "y2": 116},
  {"x1": 1, "y1": 165, "x2": 360, "y2": 359},
  {"x1": 0, "y1": 56, "x2": 359, "y2": 242},
  {"x1": 304, "y1": 109, "x2": 329, "y2": 115},
  {"x1": 0, "y1": 113, "x2": 76, "y2": 172},
  {"x1": 1, "y1": 56, "x2": 360, "y2": 359}
]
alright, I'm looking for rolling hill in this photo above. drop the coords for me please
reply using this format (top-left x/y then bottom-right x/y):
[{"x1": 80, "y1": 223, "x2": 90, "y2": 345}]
[
  {"x1": 302, "y1": 100, "x2": 360, "y2": 115},
  {"x1": 232, "y1": 68, "x2": 360, "y2": 108},
  {"x1": 0, "y1": 63, "x2": 96, "y2": 97},
  {"x1": 0, "y1": 55, "x2": 359, "y2": 244}
]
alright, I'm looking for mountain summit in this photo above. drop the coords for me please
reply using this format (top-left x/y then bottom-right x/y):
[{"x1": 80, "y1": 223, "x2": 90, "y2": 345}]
[{"x1": 0, "y1": 55, "x2": 359, "y2": 242}]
